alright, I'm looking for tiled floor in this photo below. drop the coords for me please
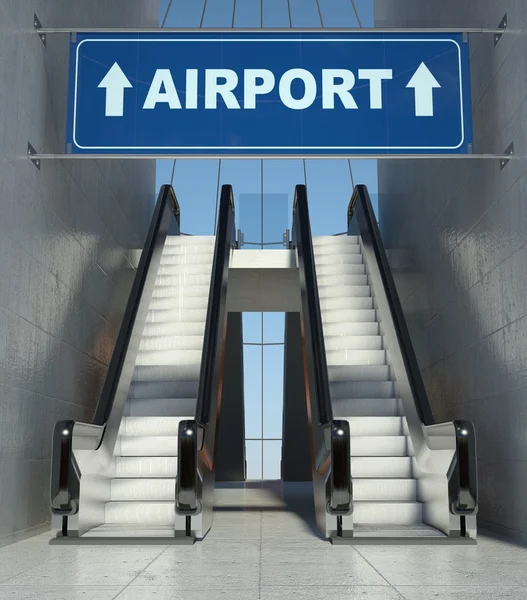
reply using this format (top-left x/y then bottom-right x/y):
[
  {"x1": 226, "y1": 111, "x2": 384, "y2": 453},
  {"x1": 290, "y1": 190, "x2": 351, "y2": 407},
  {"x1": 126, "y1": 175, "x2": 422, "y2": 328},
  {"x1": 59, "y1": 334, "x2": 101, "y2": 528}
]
[{"x1": 1, "y1": 482, "x2": 526, "y2": 599}]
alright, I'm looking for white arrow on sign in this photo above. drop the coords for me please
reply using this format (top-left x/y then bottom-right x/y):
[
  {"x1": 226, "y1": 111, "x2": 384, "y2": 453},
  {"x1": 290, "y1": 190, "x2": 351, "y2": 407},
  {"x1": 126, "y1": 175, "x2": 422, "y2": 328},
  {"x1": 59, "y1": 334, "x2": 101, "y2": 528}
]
[
  {"x1": 98, "y1": 63, "x2": 133, "y2": 117},
  {"x1": 406, "y1": 62, "x2": 441, "y2": 117}
]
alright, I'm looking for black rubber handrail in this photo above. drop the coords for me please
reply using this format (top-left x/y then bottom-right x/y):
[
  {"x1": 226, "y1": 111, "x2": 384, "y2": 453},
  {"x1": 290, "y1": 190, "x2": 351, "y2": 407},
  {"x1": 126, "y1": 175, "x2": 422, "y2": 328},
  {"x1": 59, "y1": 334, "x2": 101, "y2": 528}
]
[
  {"x1": 330, "y1": 420, "x2": 352, "y2": 515},
  {"x1": 176, "y1": 420, "x2": 199, "y2": 516},
  {"x1": 293, "y1": 185, "x2": 332, "y2": 427},
  {"x1": 450, "y1": 420, "x2": 478, "y2": 516},
  {"x1": 348, "y1": 185, "x2": 433, "y2": 425},
  {"x1": 348, "y1": 185, "x2": 477, "y2": 518},
  {"x1": 176, "y1": 185, "x2": 235, "y2": 525},
  {"x1": 195, "y1": 184, "x2": 236, "y2": 427},
  {"x1": 95, "y1": 185, "x2": 180, "y2": 425},
  {"x1": 293, "y1": 184, "x2": 352, "y2": 518}
]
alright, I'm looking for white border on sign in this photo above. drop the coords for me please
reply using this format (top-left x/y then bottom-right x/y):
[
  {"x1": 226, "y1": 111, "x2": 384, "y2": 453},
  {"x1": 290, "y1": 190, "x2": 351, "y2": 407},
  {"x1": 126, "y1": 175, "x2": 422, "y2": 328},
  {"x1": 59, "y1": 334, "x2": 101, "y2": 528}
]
[{"x1": 73, "y1": 38, "x2": 466, "y2": 151}]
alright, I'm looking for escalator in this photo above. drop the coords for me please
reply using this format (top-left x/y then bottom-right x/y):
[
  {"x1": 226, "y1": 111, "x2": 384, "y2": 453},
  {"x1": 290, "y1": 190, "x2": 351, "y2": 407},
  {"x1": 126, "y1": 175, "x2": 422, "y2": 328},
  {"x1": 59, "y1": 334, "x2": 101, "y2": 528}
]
[
  {"x1": 48, "y1": 180, "x2": 477, "y2": 545},
  {"x1": 292, "y1": 184, "x2": 478, "y2": 543},
  {"x1": 50, "y1": 184, "x2": 237, "y2": 542}
]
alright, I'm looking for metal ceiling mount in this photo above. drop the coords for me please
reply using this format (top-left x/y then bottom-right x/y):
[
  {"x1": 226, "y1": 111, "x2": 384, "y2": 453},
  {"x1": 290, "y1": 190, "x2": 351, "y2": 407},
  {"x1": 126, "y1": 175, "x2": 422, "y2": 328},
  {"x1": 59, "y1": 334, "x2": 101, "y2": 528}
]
[
  {"x1": 27, "y1": 143, "x2": 41, "y2": 170},
  {"x1": 33, "y1": 13, "x2": 46, "y2": 46},
  {"x1": 494, "y1": 14, "x2": 507, "y2": 46},
  {"x1": 500, "y1": 142, "x2": 514, "y2": 170}
]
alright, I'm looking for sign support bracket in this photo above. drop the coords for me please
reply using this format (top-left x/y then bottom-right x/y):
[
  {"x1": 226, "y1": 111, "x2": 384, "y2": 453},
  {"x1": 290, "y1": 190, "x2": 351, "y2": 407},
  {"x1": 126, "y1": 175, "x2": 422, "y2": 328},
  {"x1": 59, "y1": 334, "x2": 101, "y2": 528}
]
[
  {"x1": 27, "y1": 143, "x2": 41, "y2": 171},
  {"x1": 500, "y1": 142, "x2": 514, "y2": 170},
  {"x1": 33, "y1": 13, "x2": 46, "y2": 46},
  {"x1": 494, "y1": 14, "x2": 507, "y2": 46}
]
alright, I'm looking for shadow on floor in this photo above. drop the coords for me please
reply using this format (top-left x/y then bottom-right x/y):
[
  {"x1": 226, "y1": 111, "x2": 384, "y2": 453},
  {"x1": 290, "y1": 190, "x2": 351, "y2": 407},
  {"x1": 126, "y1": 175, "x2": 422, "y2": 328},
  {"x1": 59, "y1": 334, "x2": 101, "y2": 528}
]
[{"x1": 214, "y1": 480, "x2": 324, "y2": 539}]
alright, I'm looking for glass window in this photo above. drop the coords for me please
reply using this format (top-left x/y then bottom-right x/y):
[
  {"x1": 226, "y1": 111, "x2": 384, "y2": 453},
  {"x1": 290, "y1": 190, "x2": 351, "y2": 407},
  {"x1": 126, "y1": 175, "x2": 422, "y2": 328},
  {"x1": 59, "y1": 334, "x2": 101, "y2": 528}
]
[
  {"x1": 171, "y1": 160, "x2": 221, "y2": 235},
  {"x1": 318, "y1": 0, "x2": 357, "y2": 26},
  {"x1": 162, "y1": 0, "x2": 205, "y2": 26},
  {"x1": 246, "y1": 441, "x2": 263, "y2": 480},
  {"x1": 234, "y1": 0, "x2": 261, "y2": 27},
  {"x1": 263, "y1": 313, "x2": 285, "y2": 344},
  {"x1": 243, "y1": 313, "x2": 263, "y2": 344},
  {"x1": 220, "y1": 161, "x2": 262, "y2": 236},
  {"x1": 289, "y1": 0, "x2": 321, "y2": 27},
  {"x1": 305, "y1": 160, "x2": 353, "y2": 236},
  {"x1": 263, "y1": 441, "x2": 282, "y2": 480},
  {"x1": 201, "y1": 0, "x2": 235, "y2": 27},
  {"x1": 263, "y1": 160, "x2": 305, "y2": 231},
  {"x1": 238, "y1": 194, "x2": 262, "y2": 245},
  {"x1": 243, "y1": 346, "x2": 262, "y2": 439},
  {"x1": 263, "y1": 345, "x2": 285, "y2": 439},
  {"x1": 263, "y1": 194, "x2": 289, "y2": 244},
  {"x1": 262, "y1": 0, "x2": 290, "y2": 27}
]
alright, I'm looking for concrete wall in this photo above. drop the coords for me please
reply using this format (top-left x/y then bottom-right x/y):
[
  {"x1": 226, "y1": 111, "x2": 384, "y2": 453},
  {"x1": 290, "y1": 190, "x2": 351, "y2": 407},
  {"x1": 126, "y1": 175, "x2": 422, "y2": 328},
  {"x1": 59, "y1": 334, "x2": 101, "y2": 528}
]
[
  {"x1": 375, "y1": 1, "x2": 527, "y2": 539},
  {"x1": 0, "y1": 0, "x2": 158, "y2": 546}
]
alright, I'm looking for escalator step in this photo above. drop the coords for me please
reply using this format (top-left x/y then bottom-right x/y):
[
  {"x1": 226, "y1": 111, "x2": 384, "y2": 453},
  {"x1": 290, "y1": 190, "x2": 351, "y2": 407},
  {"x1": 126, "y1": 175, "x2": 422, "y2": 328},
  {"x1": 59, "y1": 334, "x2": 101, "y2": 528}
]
[
  {"x1": 157, "y1": 264, "x2": 212, "y2": 277},
  {"x1": 326, "y1": 349, "x2": 386, "y2": 367},
  {"x1": 318, "y1": 284, "x2": 370, "y2": 298},
  {"x1": 322, "y1": 309, "x2": 377, "y2": 324},
  {"x1": 126, "y1": 397, "x2": 197, "y2": 416},
  {"x1": 320, "y1": 297, "x2": 373, "y2": 311},
  {"x1": 139, "y1": 334, "x2": 204, "y2": 351},
  {"x1": 105, "y1": 501, "x2": 176, "y2": 525},
  {"x1": 161, "y1": 246, "x2": 215, "y2": 256},
  {"x1": 353, "y1": 501, "x2": 422, "y2": 525},
  {"x1": 350, "y1": 436, "x2": 412, "y2": 457},
  {"x1": 314, "y1": 263, "x2": 366, "y2": 276},
  {"x1": 312, "y1": 235, "x2": 360, "y2": 245},
  {"x1": 332, "y1": 397, "x2": 401, "y2": 417},
  {"x1": 317, "y1": 273, "x2": 368, "y2": 286},
  {"x1": 324, "y1": 335, "x2": 383, "y2": 351},
  {"x1": 145, "y1": 308, "x2": 208, "y2": 323},
  {"x1": 128, "y1": 381, "x2": 199, "y2": 400},
  {"x1": 115, "y1": 456, "x2": 177, "y2": 478},
  {"x1": 328, "y1": 365, "x2": 390, "y2": 382},
  {"x1": 135, "y1": 349, "x2": 203, "y2": 367},
  {"x1": 314, "y1": 244, "x2": 361, "y2": 256},
  {"x1": 116, "y1": 436, "x2": 179, "y2": 457},
  {"x1": 338, "y1": 416, "x2": 408, "y2": 436},
  {"x1": 133, "y1": 365, "x2": 201, "y2": 381},
  {"x1": 141, "y1": 322, "x2": 205, "y2": 337},
  {"x1": 353, "y1": 479, "x2": 417, "y2": 502},
  {"x1": 152, "y1": 284, "x2": 211, "y2": 298},
  {"x1": 315, "y1": 253, "x2": 363, "y2": 266},
  {"x1": 155, "y1": 273, "x2": 212, "y2": 287},
  {"x1": 164, "y1": 235, "x2": 214, "y2": 246},
  {"x1": 148, "y1": 296, "x2": 209, "y2": 310},
  {"x1": 110, "y1": 478, "x2": 176, "y2": 501},
  {"x1": 351, "y1": 457, "x2": 413, "y2": 478},
  {"x1": 119, "y1": 416, "x2": 192, "y2": 437},
  {"x1": 330, "y1": 380, "x2": 394, "y2": 400},
  {"x1": 323, "y1": 322, "x2": 379, "y2": 336}
]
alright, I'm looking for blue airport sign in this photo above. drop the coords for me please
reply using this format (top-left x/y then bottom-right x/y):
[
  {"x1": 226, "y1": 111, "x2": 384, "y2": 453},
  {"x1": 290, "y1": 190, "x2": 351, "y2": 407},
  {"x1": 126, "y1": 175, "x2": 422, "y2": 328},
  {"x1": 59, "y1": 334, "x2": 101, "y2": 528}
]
[{"x1": 67, "y1": 32, "x2": 473, "y2": 156}]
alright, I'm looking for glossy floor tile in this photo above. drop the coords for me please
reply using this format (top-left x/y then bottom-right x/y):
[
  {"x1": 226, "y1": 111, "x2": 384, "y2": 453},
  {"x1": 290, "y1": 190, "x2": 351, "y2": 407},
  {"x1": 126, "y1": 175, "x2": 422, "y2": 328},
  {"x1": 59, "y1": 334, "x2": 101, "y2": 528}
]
[{"x1": 1, "y1": 483, "x2": 526, "y2": 600}]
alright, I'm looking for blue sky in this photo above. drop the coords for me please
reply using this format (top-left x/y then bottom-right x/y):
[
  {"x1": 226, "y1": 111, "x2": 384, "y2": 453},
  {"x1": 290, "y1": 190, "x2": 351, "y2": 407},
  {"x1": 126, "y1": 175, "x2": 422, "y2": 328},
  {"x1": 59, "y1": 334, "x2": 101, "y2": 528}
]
[{"x1": 156, "y1": 0, "x2": 377, "y2": 479}]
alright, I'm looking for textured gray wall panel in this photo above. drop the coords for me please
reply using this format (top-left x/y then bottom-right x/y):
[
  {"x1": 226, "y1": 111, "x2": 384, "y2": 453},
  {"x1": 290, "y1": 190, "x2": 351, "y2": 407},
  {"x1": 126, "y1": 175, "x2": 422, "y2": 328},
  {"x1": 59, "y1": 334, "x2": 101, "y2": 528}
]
[
  {"x1": 375, "y1": 0, "x2": 527, "y2": 538},
  {"x1": 0, "y1": 0, "x2": 159, "y2": 546}
]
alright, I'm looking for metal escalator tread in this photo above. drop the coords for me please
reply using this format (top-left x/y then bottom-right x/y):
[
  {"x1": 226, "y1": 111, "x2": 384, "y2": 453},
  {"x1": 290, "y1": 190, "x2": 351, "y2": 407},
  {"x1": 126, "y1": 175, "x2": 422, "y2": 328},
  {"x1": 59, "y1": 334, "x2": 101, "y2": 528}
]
[
  {"x1": 314, "y1": 236, "x2": 426, "y2": 532},
  {"x1": 101, "y1": 235, "x2": 215, "y2": 530}
]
